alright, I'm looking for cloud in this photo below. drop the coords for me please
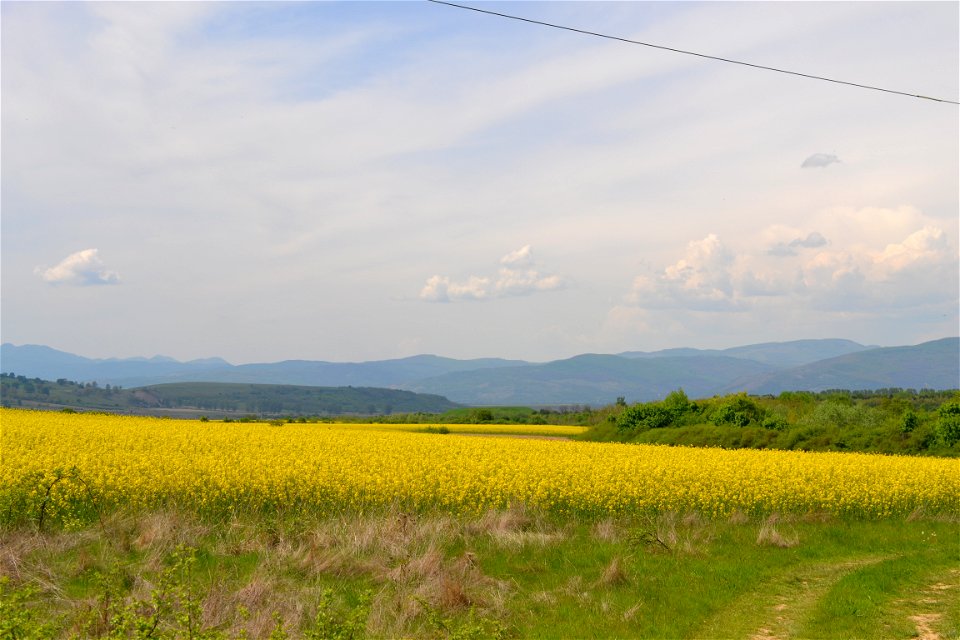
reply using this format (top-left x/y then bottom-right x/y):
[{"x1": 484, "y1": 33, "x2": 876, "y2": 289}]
[
  {"x1": 768, "y1": 231, "x2": 828, "y2": 256},
  {"x1": 500, "y1": 244, "x2": 533, "y2": 267},
  {"x1": 623, "y1": 211, "x2": 957, "y2": 315},
  {"x1": 35, "y1": 249, "x2": 120, "y2": 286},
  {"x1": 873, "y1": 226, "x2": 949, "y2": 274},
  {"x1": 420, "y1": 246, "x2": 563, "y2": 302},
  {"x1": 629, "y1": 234, "x2": 742, "y2": 310},
  {"x1": 419, "y1": 275, "x2": 490, "y2": 303},
  {"x1": 801, "y1": 153, "x2": 841, "y2": 168}
]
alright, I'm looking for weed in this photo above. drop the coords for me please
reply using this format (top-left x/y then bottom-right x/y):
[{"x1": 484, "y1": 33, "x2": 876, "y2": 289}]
[
  {"x1": 304, "y1": 588, "x2": 371, "y2": 639},
  {"x1": 417, "y1": 597, "x2": 508, "y2": 640},
  {"x1": 0, "y1": 576, "x2": 61, "y2": 638}
]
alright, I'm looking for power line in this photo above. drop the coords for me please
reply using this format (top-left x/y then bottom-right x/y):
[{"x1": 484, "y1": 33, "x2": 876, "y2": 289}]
[{"x1": 427, "y1": 0, "x2": 959, "y2": 106}]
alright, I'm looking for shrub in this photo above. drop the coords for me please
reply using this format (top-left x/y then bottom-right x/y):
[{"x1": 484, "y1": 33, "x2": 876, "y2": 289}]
[
  {"x1": 711, "y1": 394, "x2": 764, "y2": 427},
  {"x1": 936, "y1": 402, "x2": 960, "y2": 446},
  {"x1": 616, "y1": 403, "x2": 675, "y2": 431},
  {"x1": 804, "y1": 401, "x2": 877, "y2": 430},
  {"x1": 473, "y1": 409, "x2": 494, "y2": 423},
  {"x1": 899, "y1": 410, "x2": 918, "y2": 434},
  {"x1": 762, "y1": 415, "x2": 788, "y2": 431}
]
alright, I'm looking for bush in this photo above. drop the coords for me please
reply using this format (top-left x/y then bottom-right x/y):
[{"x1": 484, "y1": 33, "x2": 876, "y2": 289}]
[
  {"x1": 662, "y1": 389, "x2": 691, "y2": 415},
  {"x1": 615, "y1": 389, "x2": 698, "y2": 432},
  {"x1": 804, "y1": 401, "x2": 877, "y2": 430},
  {"x1": 936, "y1": 402, "x2": 960, "y2": 446},
  {"x1": 710, "y1": 394, "x2": 764, "y2": 427},
  {"x1": 899, "y1": 410, "x2": 918, "y2": 434},
  {"x1": 616, "y1": 403, "x2": 674, "y2": 431},
  {"x1": 473, "y1": 409, "x2": 494, "y2": 423},
  {"x1": 762, "y1": 415, "x2": 788, "y2": 431}
]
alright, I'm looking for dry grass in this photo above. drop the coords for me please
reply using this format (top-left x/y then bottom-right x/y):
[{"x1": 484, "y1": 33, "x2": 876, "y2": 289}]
[
  {"x1": 468, "y1": 504, "x2": 565, "y2": 548},
  {"x1": 133, "y1": 510, "x2": 210, "y2": 552},
  {"x1": 799, "y1": 511, "x2": 835, "y2": 524},
  {"x1": 635, "y1": 512, "x2": 714, "y2": 556},
  {"x1": 208, "y1": 509, "x2": 513, "y2": 638},
  {"x1": 622, "y1": 600, "x2": 643, "y2": 622},
  {"x1": 592, "y1": 517, "x2": 621, "y2": 543},
  {"x1": 756, "y1": 515, "x2": 800, "y2": 548},
  {"x1": 596, "y1": 555, "x2": 630, "y2": 587}
]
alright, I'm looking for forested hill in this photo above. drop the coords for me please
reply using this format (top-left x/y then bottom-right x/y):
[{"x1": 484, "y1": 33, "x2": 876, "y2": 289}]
[
  {"x1": 0, "y1": 375, "x2": 460, "y2": 417},
  {"x1": 3, "y1": 337, "x2": 956, "y2": 405}
]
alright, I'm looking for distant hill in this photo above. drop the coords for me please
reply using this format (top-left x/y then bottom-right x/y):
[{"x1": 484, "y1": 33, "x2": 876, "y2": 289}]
[
  {"x1": 199, "y1": 355, "x2": 528, "y2": 388},
  {"x1": 728, "y1": 337, "x2": 960, "y2": 395},
  {"x1": 0, "y1": 374, "x2": 460, "y2": 416},
  {"x1": 0, "y1": 344, "x2": 232, "y2": 386},
  {"x1": 0, "y1": 344, "x2": 526, "y2": 389},
  {"x1": 406, "y1": 355, "x2": 776, "y2": 405},
  {"x1": 619, "y1": 339, "x2": 873, "y2": 368},
  {"x1": 2, "y1": 338, "x2": 956, "y2": 406}
]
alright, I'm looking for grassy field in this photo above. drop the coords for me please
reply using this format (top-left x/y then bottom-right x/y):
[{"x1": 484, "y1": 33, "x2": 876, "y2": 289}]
[
  {"x1": 2, "y1": 408, "x2": 958, "y2": 638},
  {"x1": 3, "y1": 510, "x2": 958, "y2": 638}
]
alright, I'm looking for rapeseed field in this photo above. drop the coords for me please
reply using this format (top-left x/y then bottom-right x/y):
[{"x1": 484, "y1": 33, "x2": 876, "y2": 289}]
[{"x1": 2, "y1": 408, "x2": 956, "y2": 529}]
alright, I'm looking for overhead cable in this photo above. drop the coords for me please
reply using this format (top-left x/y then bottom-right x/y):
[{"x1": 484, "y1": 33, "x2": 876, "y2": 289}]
[{"x1": 427, "y1": 0, "x2": 959, "y2": 106}]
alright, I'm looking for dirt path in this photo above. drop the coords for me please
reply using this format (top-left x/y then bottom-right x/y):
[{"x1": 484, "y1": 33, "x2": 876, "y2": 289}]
[
  {"x1": 697, "y1": 556, "x2": 889, "y2": 639},
  {"x1": 903, "y1": 568, "x2": 960, "y2": 640}
]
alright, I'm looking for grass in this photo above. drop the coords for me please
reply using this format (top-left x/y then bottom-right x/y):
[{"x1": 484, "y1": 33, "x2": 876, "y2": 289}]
[{"x1": 2, "y1": 508, "x2": 957, "y2": 639}]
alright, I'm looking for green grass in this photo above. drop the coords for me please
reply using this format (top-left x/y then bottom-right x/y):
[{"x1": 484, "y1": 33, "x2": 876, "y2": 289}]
[{"x1": 2, "y1": 510, "x2": 957, "y2": 639}]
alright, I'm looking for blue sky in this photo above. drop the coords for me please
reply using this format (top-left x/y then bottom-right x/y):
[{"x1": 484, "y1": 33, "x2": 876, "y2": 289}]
[{"x1": 2, "y1": 1, "x2": 957, "y2": 364}]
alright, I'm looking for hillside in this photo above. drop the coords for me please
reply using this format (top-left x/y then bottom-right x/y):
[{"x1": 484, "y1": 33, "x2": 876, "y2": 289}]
[
  {"x1": 406, "y1": 354, "x2": 776, "y2": 405},
  {"x1": 0, "y1": 343, "x2": 526, "y2": 389},
  {"x1": 0, "y1": 375, "x2": 460, "y2": 417},
  {"x1": 731, "y1": 337, "x2": 960, "y2": 395},
  {"x1": 619, "y1": 338, "x2": 873, "y2": 367},
  {"x1": 2, "y1": 338, "x2": 956, "y2": 406}
]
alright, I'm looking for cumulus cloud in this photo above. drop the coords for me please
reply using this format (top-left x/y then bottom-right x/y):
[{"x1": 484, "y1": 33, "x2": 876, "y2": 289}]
[
  {"x1": 629, "y1": 234, "x2": 742, "y2": 310},
  {"x1": 873, "y1": 226, "x2": 949, "y2": 273},
  {"x1": 419, "y1": 275, "x2": 490, "y2": 303},
  {"x1": 768, "y1": 231, "x2": 828, "y2": 256},
  {"x1": 420, "y1": 245, "x2": 563, "y2": 303},
  {"x1": 623, "y1": 212, "x2": 957, "y2": 314},
  {"x1": 35, "y1": 249, "x2": 120, "y2": 286},
  {"x1": 801, "y1": 153, "x2": 841, "y2": 168}
]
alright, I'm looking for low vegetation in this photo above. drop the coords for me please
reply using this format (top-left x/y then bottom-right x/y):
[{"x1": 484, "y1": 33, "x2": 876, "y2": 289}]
[
  {"x1": 584, "y1": 388, "x2": 960, "y2": 457},
  {"x1": 2, "y1": 509, "x2": 957, "y2": 638}
]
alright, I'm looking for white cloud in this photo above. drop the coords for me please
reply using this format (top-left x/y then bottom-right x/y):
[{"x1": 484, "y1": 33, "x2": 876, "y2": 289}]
[
  {"x1": 629, "y1": 234, "x2": 741, "y2": 310},
  {"x1": 500, "y1": 244, "x2": 533, "y2": 267},
  {"x1": 35, "y1": 249, "x2": 120, "y2": 286},
  {"x1": 420, "y1": 246, "x2": 563, "y2": 303},
  {"x1": 801, "y1": 153, "x2": 841, "y2": 168},
  {"x1": 419, "y1": 275, "x2": 490, "y2": 303},
  {"x1": 623, "y1": 210, "x2": 957, "y2": 314},
  {"x1": 873, "y1": 226, "x2": 949, "y2": 274}
]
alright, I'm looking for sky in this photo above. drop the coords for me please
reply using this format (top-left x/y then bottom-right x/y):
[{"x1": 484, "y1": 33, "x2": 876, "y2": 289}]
[{"x1": 2, "y1": 1, "x2": 958, "y2": 365}]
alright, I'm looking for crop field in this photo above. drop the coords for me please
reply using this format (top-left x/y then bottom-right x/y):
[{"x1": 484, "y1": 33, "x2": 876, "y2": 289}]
[
  {"x1": 2, "y1": 408, "x2": 959, "y2": 638},
  {"x1": 3, "y1": 409, "x2": 957, "y2": 527}
]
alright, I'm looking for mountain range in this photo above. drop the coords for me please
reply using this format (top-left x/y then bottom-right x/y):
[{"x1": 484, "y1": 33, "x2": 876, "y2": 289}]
[{"x1": 2, "y1": 338, "x2": 957, "y2": 406}]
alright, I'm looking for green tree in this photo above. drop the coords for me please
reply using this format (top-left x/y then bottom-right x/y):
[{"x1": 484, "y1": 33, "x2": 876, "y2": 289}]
[{"x1": 935, "y1": 402, "x2": 960, "y2": 446}]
